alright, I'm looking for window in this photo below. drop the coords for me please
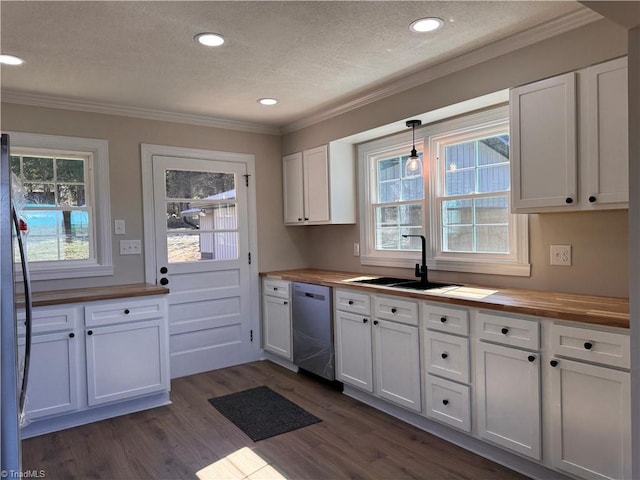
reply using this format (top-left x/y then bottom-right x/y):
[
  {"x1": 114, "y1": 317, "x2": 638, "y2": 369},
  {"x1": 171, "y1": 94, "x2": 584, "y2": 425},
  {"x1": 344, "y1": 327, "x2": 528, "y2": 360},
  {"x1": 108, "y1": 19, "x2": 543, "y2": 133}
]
[
  {"x1": 8, "y1": 132, "x2": 112, "y2": 280},
  {"x1": 359, "y1": 106, "x2": 529, "y2": 276},
  {"x1": 372, "y1": 146, "x2": 424, "y2": 251}
]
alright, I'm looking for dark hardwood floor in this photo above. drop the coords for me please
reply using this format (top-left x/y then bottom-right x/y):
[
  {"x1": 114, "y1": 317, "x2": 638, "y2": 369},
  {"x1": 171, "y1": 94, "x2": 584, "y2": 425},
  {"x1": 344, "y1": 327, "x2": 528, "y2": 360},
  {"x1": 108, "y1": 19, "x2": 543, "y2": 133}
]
[{"x1": 22, "y1": 361, "x2": 529, "y2": 479}]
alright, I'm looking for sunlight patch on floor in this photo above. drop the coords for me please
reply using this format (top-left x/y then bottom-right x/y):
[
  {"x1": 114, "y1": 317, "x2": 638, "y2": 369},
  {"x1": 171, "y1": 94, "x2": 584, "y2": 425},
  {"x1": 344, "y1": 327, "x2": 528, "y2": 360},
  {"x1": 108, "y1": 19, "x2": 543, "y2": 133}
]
[{"x1": 196, "y1": 447, "x2": 288, "y2": 480}]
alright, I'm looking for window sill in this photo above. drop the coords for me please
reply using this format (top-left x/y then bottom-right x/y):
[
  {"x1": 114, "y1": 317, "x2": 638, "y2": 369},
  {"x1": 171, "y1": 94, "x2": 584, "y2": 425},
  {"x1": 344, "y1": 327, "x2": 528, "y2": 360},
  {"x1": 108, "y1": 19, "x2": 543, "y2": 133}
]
[
  {"x1": 360, "y1": 255, "x2": 530, "y2": 277},
  {"x1": 18, "y1": 263, "x2": 114, "y2": 282}
]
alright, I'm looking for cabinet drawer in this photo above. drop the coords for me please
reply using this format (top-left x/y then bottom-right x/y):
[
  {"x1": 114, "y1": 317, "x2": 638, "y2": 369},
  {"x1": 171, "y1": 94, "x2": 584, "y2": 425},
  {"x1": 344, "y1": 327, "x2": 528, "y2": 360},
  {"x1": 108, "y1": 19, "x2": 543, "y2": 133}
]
[
  {"x1": 551, "y1": 324, "x2": 630, "y2": 369},
  {"x1": 477, "y1": 311, "x2": 539, "y2": 350},
  {"x1": 374, "y1": 295, "x2": 418, "y2": 326},
  {"x1": 262, "y1": 279, "x2": 290, "y2": 300},
  {"x1": 424, "y1": 330, "x2": 470, "y2": 384},
  {"x1": 423, "y1": 303, "x2": 469, "y2": 336},
  {"x1": 85, "y1": 297, "x2": 165, "y2": 327},
  {"x1": 18, "y1": 305, "x2": 77, "y2": 334},
  {"x1": 425, "y1": 375, "x2": 471, "y2": 432},
  {"x1": 335, "y1": 289, "x2": 371, "y2": 315}
]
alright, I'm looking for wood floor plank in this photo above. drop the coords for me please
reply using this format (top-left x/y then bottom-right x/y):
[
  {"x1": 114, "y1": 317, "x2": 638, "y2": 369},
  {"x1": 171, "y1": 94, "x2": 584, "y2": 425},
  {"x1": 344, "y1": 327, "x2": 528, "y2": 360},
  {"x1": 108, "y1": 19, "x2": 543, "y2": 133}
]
[{"x1": 22, "y1": 360, "x2": 530, "y2": 479}]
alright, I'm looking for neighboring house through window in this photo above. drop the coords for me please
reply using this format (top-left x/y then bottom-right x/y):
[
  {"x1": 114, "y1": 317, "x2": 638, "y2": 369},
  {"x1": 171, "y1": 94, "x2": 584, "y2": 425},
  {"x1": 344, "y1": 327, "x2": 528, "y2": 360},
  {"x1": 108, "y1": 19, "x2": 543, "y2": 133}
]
[
  {"x1": 359, "y1": 106, "x2": 530, "y2": 276},
  {"x1": 8, "y1": 132, "x2": 112, "y2": 280}
]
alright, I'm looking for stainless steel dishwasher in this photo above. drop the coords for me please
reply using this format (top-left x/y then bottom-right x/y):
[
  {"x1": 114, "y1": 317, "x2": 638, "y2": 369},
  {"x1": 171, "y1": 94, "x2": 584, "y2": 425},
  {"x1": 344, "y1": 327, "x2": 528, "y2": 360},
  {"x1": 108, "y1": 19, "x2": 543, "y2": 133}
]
[{"x1": 291, "y1": 282, "x2": 335, "y2": 381}]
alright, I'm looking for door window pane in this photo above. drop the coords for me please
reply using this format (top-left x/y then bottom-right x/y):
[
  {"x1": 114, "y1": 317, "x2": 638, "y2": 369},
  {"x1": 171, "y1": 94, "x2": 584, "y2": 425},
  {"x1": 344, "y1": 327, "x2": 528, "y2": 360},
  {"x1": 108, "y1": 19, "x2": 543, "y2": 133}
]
[
  {"x1": 164, "y1": 169, "x2": 239, "y2": 264},
  {"x1": 165, "y1": 170, "x2": 235, "y2": 200}
]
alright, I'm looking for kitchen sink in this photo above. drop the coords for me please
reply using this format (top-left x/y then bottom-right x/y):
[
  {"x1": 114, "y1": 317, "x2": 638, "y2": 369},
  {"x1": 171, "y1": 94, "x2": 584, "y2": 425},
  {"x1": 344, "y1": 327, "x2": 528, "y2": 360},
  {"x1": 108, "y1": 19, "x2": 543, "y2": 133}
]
[
  {"x1": 351, "y1": 277, "x2": 458, "y2": 290},
  {"x1": 390, "y1": 280, "x2": 459, "y2": 291}
]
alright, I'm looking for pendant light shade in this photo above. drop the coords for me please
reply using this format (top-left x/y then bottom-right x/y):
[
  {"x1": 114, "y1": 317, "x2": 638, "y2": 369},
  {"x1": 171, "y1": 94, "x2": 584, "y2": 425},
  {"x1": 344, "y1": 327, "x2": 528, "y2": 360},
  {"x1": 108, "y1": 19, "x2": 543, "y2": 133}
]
[{"x1": 405, "y1": 119, "x2": 422, "y2": 176}]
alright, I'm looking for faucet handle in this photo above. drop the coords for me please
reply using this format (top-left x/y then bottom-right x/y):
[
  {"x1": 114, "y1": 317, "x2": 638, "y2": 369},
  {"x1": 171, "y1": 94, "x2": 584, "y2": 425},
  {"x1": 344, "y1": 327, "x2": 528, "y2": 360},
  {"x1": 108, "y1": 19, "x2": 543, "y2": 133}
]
[{"x1": 414, "y1": 263, "x2": 421, "y2": 277}]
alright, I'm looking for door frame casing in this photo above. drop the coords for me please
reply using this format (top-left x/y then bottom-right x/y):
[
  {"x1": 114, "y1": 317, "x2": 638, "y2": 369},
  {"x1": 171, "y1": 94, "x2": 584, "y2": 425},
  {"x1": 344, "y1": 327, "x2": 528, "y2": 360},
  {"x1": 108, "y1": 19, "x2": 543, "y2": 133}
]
[{"x1": 140, "y1": 143, "x2": 260, "y2": 361}]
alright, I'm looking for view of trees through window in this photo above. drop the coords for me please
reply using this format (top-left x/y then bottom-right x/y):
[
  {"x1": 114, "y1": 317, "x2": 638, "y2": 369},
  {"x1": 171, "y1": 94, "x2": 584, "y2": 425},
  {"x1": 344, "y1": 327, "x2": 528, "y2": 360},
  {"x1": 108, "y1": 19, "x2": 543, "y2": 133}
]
[{"x1": 11, "y1": 153, "x2": 90, "y2": 262}]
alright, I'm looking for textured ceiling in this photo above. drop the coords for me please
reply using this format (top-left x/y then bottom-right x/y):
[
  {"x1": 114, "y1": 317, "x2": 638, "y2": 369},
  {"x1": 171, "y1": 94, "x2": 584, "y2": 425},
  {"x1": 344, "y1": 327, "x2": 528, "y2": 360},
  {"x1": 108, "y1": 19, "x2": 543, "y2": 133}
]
[{"x1": 1, "y1": 1, "x2": 586, "y2": 130}]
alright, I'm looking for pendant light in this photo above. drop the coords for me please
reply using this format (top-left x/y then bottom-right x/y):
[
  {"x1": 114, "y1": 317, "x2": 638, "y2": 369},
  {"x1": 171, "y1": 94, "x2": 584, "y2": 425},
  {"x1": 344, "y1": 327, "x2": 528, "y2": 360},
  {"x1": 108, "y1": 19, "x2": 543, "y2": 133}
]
[{"x1": 405, "y1": 119, "x2": 422, "y2": 176}]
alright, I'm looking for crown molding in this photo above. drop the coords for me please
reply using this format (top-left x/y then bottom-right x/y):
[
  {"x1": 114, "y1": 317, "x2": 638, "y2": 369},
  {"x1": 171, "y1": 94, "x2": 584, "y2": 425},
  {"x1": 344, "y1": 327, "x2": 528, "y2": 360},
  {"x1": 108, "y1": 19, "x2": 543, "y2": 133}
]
[
  {"x1": 0, "y1": 91, "x2": 281, "y2": 136},
  {"x1": 281, "y1": 8, "x2": 602, "y2": 134}
]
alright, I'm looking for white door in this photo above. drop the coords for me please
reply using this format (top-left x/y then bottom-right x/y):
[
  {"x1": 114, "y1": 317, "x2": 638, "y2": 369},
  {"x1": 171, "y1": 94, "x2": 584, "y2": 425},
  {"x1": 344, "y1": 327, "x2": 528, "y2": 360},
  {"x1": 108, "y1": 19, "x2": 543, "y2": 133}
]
[{"x1": 148, "y1": 152, "x2": 254, "y2": 378}]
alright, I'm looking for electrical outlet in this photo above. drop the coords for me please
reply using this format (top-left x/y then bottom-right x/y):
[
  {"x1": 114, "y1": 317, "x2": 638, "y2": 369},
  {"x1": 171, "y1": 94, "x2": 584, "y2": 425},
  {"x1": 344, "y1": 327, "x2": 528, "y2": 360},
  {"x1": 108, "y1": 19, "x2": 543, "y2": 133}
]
[
  {"x1": 353, "y1": 242, "x2": 360, "y2": 256},
  {"x1": 550, "y1": 244, "x2": 571, "y2": 266},
  {"x1": 120, "y1": 239, "x2": 141, "y2": 255}
]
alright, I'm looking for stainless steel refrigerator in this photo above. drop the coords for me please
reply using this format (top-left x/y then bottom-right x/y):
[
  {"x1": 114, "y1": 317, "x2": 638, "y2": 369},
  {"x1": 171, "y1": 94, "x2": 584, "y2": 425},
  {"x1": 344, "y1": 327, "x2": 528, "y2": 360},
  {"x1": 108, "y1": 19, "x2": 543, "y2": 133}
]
[{"x1": 1, "y1": 133, "x2": 33, "y2": 477}]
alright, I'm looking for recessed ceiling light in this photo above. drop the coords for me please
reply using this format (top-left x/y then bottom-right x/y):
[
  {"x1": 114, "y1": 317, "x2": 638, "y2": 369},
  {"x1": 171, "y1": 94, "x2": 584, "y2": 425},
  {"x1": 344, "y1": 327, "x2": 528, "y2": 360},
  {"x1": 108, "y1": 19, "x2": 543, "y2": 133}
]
[
  {"x1": 258, "y1": 98, "x2": 278, "y2": 106},
  {"x1": 409, "y1": 17, "x2": 444, "y2": 33},
  {"x1": 194, "y1": 33, "x2": 225, "y2": 47},
  {"x1": 0, "y1": 54, "x2": 24, "y2": 65}
]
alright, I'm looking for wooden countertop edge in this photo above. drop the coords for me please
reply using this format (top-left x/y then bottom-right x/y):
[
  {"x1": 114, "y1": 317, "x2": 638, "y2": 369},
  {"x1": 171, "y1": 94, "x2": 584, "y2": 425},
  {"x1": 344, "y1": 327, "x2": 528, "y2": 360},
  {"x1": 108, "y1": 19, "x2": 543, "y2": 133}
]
[
  {"x1": 27, "y1": 284, "x2": 170, "y2": 308},
  {"x1": 260, "y1": 269, "x2": 629, "y2": 329}
]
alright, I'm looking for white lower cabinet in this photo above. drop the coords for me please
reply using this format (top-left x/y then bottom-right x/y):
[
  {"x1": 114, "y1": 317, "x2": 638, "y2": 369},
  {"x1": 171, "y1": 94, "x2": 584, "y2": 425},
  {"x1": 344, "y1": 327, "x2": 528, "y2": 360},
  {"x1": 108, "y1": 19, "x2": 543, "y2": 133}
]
[
  {"x1": 373, "y1": 318, "x2": 421, "y2": 412},
  {"x1": 335, "y1": 310, "x2": 373, "y2": 392},
  {"x1": 547, "y1": 322, "x2": 631, "y2": 480},
  {"x1": 335, "y1": 290, "x2": 420, "y2": 412},
  {"x1": 86, "y1": 319, "x2": 168, "y2": 406},
  {"x1": 261, "y1": 279, "x2": 292, "y2": 360},
  {"x1": 548, "y1": 358, "x2": 630, "y2": 480},
  {"x1": 476, "y1": 341, "x2": 541, "y2": 460},
  {"x1": 20, "y1": 295, "x2": 170, "y2": 436},
  {"x1": 20, "y1": 331, "x2": 80, "y2": 419},
  {"x1": 331, "y1": 288, "x2": 631, "y2": 479},
  {"x1": 424, "y1": 375, "x2": 471, "y2": 432}
]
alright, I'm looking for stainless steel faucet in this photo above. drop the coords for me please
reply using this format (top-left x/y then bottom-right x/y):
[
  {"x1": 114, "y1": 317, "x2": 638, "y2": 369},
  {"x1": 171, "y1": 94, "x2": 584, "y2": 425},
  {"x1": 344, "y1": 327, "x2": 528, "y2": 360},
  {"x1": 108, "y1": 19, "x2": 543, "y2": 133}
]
[{"x1": 402, "y1": 234, "x2": 428, "y2": 287}]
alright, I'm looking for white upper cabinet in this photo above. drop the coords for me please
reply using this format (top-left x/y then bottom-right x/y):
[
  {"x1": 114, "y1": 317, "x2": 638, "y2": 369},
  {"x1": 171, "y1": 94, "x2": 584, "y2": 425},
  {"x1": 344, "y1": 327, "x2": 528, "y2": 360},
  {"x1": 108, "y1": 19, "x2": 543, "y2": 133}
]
[
  {"x1": 511, "y1": 57, "x2": 628, "y2": 213},
  {"x1": 282, "y1": 142, "x2": 355, "y2": 225},
  {"x1": 510, "y1": 72, "x2": 577, "y2": 210},
  {"x1": 282, "y1": 151, "x2": 304, "y2": 224},
  {"x1": 584, "y1": 57, "x2": 629, "y2": 207}
]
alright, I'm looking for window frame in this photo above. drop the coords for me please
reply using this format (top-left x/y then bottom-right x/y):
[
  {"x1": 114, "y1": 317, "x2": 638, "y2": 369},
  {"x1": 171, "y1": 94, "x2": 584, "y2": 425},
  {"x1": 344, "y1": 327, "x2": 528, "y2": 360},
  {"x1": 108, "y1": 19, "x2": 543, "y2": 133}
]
[
  {"x1": 359, "y1": 106, "x2": 530, "y2": 276},
  {"x1": 8, "y1": 132, "x2": 113, "y2": 280},
  {"x1": 359, "y1": 132, "x2": 426, "y2": 267}
]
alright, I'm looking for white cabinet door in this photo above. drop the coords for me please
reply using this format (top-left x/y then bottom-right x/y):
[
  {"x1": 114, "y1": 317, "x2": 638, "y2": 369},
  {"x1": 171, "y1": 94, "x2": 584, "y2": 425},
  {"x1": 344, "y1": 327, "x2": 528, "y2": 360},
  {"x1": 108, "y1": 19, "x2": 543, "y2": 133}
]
[
  {"x1": 283, "y1": 152, "x2": 304, "y2": 224},
  {"x1": 262, "y1": 294, "x2": 292, "y2": 360},
  {"x1": 86, "y1": 319, "x2": 169, "y2": 406},
  {"x1": 584, "y1": 57, "x2": 628, "y2": 207},
  {"x1": 373, "y1": 319, "x2": 421, "y2": 412},
  {"x1": 549, "y1": 358, "x2": 631, "y2": 480},
  {"x1": 510, "y1": 72, "x2": 577, "y2": 210},
  {"x1": 20, "y1": 332, "x2": 79, "y2": 419},
  {"x1": 335, "y1": 310, "x2": 373, "y2": 392},
  {"x1": 303, "y1": 145, "x2": 330, "y2": 223},
  {"x1": 476, "y1": 342, "x2": 541, "y2": 459}
]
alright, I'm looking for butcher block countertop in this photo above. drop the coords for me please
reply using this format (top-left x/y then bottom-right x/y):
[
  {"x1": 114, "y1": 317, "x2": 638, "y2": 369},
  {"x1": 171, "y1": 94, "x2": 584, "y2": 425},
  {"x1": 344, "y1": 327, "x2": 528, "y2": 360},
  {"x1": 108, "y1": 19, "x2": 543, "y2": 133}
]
[
  {"x1": 261, "y1": 269, "x2": 629, "y2": 329},
  {"x1": 25, "y1": 284, "x2": 170, "y2": 308}
]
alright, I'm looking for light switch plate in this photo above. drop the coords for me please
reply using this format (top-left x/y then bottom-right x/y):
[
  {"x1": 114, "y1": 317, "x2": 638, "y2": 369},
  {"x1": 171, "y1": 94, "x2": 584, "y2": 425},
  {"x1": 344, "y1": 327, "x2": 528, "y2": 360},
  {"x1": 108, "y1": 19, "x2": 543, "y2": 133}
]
[
  {"x1": 114, "y1": 219, "x2": 126, "y2": 235},
  {"x1": 120, "y1": 239, "x2": 141, "y2": 255},
  {"x1": 550, "y1": 244, "x2": 571, "y2": 266},
  {"x1": 353, "y1": 242, "x2": 360, "y2": 256}
]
